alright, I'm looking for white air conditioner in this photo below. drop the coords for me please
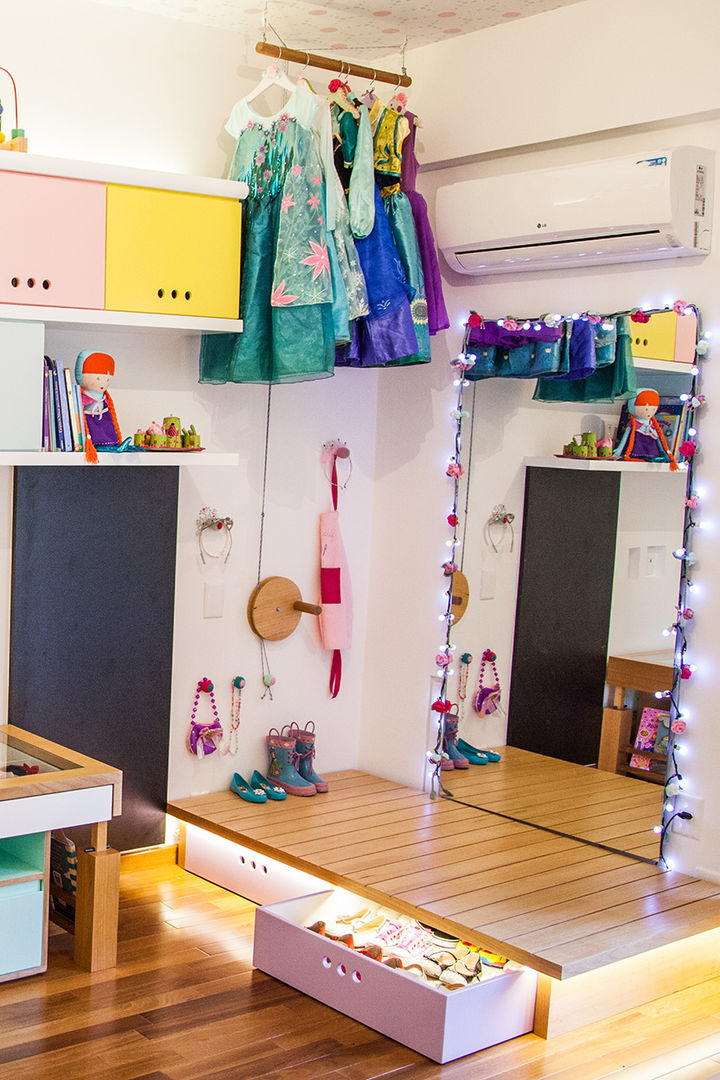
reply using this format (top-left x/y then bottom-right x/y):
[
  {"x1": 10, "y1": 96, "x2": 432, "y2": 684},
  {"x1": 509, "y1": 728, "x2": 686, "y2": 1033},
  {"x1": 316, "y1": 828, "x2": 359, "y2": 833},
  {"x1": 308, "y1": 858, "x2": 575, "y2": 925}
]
[{"x1": 436, "y1": 146, "x2": 714, "y2": 275}]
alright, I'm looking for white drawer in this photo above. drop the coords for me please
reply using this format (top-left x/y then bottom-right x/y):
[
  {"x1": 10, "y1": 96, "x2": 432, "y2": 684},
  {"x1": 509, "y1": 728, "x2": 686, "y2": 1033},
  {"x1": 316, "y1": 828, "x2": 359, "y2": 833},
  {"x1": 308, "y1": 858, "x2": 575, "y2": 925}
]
[
  {"x1": 182, "y1": 823, "x2": 328, "y2": 905},
  {"x1": 0, "y1": 785, "x2": 114, "y2": 839},
  {"x1": 253, "y1": 891, "x2": 537, "y2": 1064}
]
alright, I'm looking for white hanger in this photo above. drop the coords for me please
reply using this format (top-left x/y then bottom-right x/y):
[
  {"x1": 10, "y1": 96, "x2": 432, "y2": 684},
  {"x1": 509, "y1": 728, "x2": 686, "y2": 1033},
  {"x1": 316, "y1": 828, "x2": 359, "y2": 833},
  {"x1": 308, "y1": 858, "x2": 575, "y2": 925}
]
[{"x1": 246, "y1": 63, "x2": 297, "y2": 104}]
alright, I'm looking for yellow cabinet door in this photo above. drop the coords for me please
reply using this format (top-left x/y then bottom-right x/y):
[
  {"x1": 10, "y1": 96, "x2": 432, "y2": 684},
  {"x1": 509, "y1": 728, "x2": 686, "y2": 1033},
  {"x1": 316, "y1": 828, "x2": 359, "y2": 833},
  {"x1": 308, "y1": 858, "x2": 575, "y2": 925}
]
[
  {"x1": 105, "y1": 185, "x2": 241, "y2": 319},
  {"x1": 630, "y1": 309, "x2": 697, "y2": 366}
]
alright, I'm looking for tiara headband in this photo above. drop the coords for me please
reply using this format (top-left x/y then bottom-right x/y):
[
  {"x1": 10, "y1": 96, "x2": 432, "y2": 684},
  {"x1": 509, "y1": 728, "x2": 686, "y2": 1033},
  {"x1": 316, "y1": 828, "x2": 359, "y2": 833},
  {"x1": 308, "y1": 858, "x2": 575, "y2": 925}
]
[
  {"x1": 485, "y1": 504, "x2": 515, "y2": 553},
  {"x1": 196, "y1": 506, "x2": 233, "y2": 564}
]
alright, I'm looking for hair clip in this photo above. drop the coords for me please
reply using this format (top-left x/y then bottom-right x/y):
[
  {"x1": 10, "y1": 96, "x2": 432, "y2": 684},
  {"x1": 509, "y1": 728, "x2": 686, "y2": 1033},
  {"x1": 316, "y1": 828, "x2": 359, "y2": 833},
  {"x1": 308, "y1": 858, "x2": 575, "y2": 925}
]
[
  {"x1": 485, "y1": 504, "x2": 515, "y2": 553},
  {"x1": 196, "y1": 506, "x2": 233, "y2": 564}
]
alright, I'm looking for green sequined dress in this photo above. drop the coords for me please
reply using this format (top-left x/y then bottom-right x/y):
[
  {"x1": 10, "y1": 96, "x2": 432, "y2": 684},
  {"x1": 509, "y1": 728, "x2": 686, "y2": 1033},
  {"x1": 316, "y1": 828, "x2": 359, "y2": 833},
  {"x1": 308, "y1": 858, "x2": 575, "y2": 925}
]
[{"x1": 199, "y1": 84, "x2": 335, "y2": 385}]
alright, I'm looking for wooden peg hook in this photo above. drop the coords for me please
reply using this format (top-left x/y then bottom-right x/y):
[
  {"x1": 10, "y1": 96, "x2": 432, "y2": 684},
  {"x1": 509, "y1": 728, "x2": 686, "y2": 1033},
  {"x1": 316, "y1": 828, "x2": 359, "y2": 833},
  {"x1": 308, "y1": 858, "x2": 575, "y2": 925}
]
[{"x1": 247, "y1": 576, "x2": 322, "y2": 641}]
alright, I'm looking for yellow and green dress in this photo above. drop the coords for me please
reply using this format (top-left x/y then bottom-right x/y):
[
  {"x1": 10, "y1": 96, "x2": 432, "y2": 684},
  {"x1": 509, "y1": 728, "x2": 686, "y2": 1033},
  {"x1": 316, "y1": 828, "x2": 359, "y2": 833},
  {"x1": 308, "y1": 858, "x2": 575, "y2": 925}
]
[{"x1": 369, "y1": 99, "x2": 431, "y2": 365}]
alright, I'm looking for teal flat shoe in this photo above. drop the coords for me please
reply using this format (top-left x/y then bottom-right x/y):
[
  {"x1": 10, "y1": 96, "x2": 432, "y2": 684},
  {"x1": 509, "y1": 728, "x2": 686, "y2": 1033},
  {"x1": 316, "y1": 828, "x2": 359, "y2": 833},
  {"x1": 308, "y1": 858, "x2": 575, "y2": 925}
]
[
  {"x1": 457, "y1": 738, "x2": 501, "y2": 763},
  {"x1": 252, "y1": 769, "x2": 287, "y2": 800},
  {"x1": 231, "y1": 773, "x2": 267, "y2": 802}
]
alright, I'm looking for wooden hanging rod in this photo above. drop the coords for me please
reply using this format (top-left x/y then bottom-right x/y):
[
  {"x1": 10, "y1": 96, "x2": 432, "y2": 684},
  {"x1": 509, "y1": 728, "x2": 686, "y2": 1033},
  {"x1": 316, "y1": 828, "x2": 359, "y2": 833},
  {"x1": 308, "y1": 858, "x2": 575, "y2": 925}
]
[{"x1": 255, "y1": 42, "x2": 412, "y2": 87}]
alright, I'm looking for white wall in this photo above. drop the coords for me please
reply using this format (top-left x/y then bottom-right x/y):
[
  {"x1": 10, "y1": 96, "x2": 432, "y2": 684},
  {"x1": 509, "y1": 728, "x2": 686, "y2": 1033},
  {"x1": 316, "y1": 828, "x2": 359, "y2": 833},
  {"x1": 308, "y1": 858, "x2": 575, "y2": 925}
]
[
  {"x1": 384, "y1": 0, "x2": 720, "y2": 168},
  {"x1": 1, "y1": 0, "x2": 381, "y2": 805},
  {"x1": 608, "y1": 471, "x2": 687, "y2": 657}
]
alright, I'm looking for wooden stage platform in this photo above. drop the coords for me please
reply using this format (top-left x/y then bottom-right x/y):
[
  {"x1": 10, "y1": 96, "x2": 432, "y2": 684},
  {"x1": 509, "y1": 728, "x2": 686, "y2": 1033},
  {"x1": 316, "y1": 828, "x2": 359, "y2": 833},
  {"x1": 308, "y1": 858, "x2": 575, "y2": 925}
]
[
  {"x1": 167, "y1": 761, "x2": 720, "y2": 1037},
  {"x1": 444, "y1": 745, "x2": 663, "y2": 860}
]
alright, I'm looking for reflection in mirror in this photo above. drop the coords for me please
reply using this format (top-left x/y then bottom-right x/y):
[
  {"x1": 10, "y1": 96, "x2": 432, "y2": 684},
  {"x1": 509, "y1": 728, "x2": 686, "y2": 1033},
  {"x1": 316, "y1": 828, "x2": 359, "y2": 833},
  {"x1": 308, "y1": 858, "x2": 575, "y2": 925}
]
[{"x1": 435, "y1": 305, "x2": 703, "y2": 864}]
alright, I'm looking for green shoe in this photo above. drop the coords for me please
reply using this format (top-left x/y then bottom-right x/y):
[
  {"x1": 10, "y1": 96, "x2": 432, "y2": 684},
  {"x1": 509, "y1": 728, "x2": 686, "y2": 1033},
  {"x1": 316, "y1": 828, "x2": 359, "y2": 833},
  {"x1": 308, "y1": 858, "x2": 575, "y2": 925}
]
[
  {"x1": 230, "y1": 773, "x2": 267, "y2": 803},
  {"x1": 457, "y1": 738, "x2": 501, "y2": 763},
  {"x1": 251, "y1": 769, "x2": 287, "y2": 800}
]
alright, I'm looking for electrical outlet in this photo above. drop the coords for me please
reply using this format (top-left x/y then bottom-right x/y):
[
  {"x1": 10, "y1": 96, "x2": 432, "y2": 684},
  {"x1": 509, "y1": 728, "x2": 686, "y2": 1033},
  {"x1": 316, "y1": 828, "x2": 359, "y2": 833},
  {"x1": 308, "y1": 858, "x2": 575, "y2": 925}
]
[
  {"x1": 645, "y1": 544, "x2": 666, "y2": 578},
  {"x1": 671, "y1": 793, "x2": 703, "y2": 839}
]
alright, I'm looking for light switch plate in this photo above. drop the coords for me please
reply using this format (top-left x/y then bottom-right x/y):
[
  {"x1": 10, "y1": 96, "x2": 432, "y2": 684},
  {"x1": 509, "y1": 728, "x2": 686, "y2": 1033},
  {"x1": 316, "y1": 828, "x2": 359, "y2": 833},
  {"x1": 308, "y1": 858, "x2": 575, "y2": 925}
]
[{"x1": 203, "y1": 582, "x2": 224, "y2": 618}]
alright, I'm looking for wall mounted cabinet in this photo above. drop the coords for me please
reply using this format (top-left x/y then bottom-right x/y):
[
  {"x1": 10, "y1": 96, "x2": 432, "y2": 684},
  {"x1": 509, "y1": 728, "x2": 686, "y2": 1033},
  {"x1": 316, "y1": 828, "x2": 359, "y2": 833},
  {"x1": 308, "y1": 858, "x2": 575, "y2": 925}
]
[
  {"x1": 0, "y1": 154, "x2": 247, "y2": 461},
  {"x1": 0, "y1": 172, "x2": 107, "y2": 310},
  {"x1": 105, "y1": 185, "x2": 242, "y2": 319},
  {"x1": 0, "y1": 152, "x2": 247, "y2": 328}
]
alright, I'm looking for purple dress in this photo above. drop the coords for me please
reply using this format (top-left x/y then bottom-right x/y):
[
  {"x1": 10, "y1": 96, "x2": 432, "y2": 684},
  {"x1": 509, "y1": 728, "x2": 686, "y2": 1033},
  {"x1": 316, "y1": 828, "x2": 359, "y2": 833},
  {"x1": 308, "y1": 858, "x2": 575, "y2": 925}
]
[{"x1": 400, "y1": 111, "x2": 449, "y2": 336}]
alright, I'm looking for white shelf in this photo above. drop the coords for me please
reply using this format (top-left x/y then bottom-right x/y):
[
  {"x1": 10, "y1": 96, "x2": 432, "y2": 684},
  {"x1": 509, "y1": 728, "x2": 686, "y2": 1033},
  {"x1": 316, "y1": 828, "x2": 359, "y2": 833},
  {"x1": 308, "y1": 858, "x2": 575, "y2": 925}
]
[
  {"x1": 633, "y1": 359, "x2": 695, "y2": 375},
  {"x1": 0, "y1": 306, "x2": 243, "y2": 334},
  {"x1": 3, "y1": 452, "x2": 240, "y2": 467},
  {"x1": 0, "y1": 151, "x2": 248, "y2": 200},
  {"x1": 525, "y1": 456, "x2": 688, "y2": 473}
]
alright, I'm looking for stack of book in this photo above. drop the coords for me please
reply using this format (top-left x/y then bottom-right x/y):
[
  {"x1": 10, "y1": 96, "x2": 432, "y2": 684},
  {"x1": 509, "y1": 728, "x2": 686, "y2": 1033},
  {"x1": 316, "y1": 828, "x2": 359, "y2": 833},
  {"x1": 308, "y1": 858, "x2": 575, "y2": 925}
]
[{"x1": 42, "y1": 356, "x2": 85, "y2": 453}]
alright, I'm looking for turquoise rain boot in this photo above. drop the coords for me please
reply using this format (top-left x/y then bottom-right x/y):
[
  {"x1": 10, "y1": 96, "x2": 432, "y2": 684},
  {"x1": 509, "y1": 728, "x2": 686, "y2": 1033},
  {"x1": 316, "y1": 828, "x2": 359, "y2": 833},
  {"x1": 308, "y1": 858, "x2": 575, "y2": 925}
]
[
  {"x1": 286, "y1": 722, "x2": 328, "y2": 792},
  {"x1": 443, "y1": 717, "x2": 469, "y2": 768},
  {"x1": 266, "y1": 728, "x2": 316, "y2": 796}
]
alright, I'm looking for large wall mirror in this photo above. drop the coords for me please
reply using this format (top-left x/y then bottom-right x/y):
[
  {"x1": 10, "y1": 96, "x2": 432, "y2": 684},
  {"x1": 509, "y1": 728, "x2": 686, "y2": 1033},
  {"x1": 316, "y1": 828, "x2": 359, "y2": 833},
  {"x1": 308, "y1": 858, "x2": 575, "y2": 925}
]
[{"x1": 439, "y1": 307, "x2": 699, "y2": 863}]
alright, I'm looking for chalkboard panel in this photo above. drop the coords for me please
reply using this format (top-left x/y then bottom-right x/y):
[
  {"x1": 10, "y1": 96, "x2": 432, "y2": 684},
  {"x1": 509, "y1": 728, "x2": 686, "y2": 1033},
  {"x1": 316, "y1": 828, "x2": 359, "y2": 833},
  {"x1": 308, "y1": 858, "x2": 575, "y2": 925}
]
[
  {"x1": 9, "y1": 466, "x2": 179, "y2": 851},
  {"x1": 507, "y1": 467, "x2": 620, "y2": 765}
]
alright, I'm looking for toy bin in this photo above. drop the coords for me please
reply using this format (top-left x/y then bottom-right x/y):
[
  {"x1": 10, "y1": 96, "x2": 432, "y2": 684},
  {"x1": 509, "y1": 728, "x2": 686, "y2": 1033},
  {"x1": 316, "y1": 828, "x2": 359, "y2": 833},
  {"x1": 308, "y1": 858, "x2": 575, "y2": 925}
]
[{"x1": 253, "y1": 890, "x2": 537, "y2": 1064}]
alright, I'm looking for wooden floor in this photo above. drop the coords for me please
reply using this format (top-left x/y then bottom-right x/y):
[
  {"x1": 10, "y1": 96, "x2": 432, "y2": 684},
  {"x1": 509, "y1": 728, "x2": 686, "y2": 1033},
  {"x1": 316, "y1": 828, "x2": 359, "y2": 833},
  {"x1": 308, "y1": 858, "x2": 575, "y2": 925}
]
[
  {"x1": 168, "y1": 767, "x2": 720, "y2": 981},
  {"x1": 445, "y1": 746, "x2": 664, "y2": 860},
  {"x1": 3, "y1": 857, "x2": 720, "y2": 1080}
]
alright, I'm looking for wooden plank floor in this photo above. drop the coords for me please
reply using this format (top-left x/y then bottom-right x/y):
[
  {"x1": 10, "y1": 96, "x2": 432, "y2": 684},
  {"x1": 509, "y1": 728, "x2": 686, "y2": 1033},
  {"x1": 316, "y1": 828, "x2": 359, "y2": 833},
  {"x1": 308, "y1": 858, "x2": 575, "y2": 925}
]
[
  {"x1": 446, "y1": 746, "x2": 663, "y2": 860},
  {"x1": 167, "y1": 767, "x2": 720, "y2": 980},
  {"x1": 3, "y1": 859, "x2": 720, "y2": 1080}
]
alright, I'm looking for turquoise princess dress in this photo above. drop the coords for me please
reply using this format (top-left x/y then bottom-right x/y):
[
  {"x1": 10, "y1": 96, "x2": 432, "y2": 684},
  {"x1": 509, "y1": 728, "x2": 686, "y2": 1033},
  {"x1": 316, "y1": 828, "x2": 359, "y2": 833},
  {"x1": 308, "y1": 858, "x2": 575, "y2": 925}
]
[{"x1": 199, "y1": 83, "x2": 335, "y2": 384}]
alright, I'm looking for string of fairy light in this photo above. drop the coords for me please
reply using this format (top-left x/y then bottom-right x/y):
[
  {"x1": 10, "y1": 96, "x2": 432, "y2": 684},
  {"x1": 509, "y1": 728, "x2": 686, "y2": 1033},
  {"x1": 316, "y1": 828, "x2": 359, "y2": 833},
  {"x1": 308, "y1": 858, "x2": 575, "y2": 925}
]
[
  {"x1": 654, "y1": 302, "x2": 709, "y2": 867},
  {"x1": 426, "y1": 320, "x2": 476, "y2": 797},
  {"x1": 426, "y1": 304, "x2": 711, "y2": 867}
]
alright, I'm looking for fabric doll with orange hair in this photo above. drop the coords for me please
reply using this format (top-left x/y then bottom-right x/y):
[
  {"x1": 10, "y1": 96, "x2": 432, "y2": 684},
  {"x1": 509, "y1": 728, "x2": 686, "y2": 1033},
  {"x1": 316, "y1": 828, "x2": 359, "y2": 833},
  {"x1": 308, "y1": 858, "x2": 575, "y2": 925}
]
[
  {"x1": 613, "y1": 388, "x2": 679, "y2": 470},
  {"x1": 74, "y1": 350, "x2": 124, "y2": 463}
]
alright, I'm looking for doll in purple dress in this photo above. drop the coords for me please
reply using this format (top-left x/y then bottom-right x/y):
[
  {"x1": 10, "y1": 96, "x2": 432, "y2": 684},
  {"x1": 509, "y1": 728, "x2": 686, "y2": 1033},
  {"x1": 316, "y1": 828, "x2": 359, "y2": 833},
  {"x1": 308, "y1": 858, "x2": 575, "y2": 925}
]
[
  {"x1": 613, "y1": 388, "x2": 679, "y2": 469},
  {"x1": 75, "y1": 350, "x2": 124, "y2": 462}
]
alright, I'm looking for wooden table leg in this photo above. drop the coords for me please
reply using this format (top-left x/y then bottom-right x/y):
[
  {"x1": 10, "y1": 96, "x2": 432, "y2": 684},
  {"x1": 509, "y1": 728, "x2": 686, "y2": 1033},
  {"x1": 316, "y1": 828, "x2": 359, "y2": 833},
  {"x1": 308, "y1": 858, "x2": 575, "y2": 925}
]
[
  {"x1": 73, "y1": 821, "x2": 120, "y2": 972},
  {"x1": 598, "y1": 685, "x2": 634, "y2": 774}
]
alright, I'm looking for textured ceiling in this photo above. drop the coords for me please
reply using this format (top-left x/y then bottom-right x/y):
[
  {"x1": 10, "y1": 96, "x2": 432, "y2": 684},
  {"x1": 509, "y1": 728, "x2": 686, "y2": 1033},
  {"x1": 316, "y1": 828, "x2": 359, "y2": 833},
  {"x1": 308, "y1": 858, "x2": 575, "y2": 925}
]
[{"x1": 85, "y1": 0, "x2": 585, "y2": 53}]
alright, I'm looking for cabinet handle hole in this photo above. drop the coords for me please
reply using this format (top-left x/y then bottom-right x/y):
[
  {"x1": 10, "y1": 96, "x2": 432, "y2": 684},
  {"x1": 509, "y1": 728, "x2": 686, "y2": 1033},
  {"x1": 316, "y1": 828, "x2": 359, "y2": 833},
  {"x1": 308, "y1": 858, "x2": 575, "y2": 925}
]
[
  {"x1": 185, "y1": 291, "x2": 192, "y2": 301},
  {"x1": 171, "y1": 289, "x2": 178, "y2": 299},
  {"x1": 157, "y1": 288, "x2": 165, "y2": 298},
  {"x1": 11, "y1": 278, "x2": 18, "y2": 288},
  {"x1": 42, "y1": 279, "x2": 51, "y2": 290},
  {"x1": 27, "y1": 278, "x2": 35, "y2": 288}
]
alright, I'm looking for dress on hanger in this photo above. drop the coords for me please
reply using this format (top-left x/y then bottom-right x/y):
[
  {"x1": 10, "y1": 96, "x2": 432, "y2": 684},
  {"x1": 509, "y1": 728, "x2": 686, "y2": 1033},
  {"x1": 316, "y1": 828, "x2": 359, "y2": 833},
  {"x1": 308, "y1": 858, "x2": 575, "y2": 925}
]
[
  {"x1": 400, "y1": 110, "x2": 449, "y2": 336},
  {"x1": 368, "y1": 98, "x2": 431, "y2": 365},
  {"x1": 332, "y1": 103, "x2": 421, "y2": 369},
  {"x1": 533, "y1": 316, "x2": 637, "y2": 402},
  {"x1": 313, "y1": 103, "x2": 369, "y2": 345},
  {"x1": 199, "y1": 82, "x2": 335, "y2": 385}
]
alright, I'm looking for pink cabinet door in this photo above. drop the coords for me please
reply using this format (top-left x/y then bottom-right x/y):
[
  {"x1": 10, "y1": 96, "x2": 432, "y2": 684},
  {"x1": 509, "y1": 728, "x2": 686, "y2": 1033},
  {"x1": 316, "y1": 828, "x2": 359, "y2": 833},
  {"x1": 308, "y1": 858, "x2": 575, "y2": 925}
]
[{"x1": 0, "y1": 172, "x2": 106, "y2": 309}]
